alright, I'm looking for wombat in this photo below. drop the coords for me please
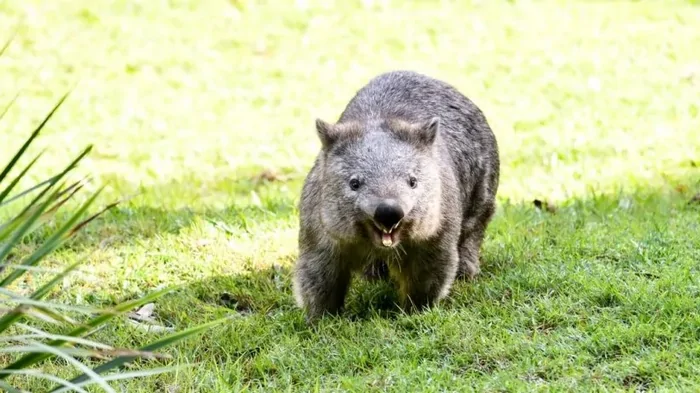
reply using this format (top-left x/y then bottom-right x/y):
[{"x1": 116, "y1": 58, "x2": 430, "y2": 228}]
[{"x1": 293, "y1": 70, "x2": 499, "y2": 320}]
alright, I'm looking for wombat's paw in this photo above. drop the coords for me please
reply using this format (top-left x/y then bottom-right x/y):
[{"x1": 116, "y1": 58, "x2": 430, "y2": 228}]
[
  {"x1": 303, "y1": 305, "x2": 345, "y2": 326},
  {"x1": 457, "y1": 256, "x2": 481, "y2": 280},
  {"x1": 302, "y1": 311, "x2": 325, "y2": 327},
  {"x1": 401, "y1": 294, "x2": 441, "y2": 314}
]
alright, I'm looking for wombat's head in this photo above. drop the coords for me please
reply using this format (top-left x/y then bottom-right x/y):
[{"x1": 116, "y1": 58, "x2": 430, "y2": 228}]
[{"x1": 315, "y1": 117, "x2": 443, "y2": 249}]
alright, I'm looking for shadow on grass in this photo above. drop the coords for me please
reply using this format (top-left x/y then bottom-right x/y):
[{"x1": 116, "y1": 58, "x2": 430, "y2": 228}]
[
  {"x1": 238, "y1": 179, "x2": 695, "y2": 290},
  {"x1": 123, "y1": 179, "x2": 700, "y2": 389},
  {"x1": 71, "y1": 172, "x2": 700, "y2": 326},
  {"x1": 155, "y1": 176, "x2": 700, "y2": 323}
]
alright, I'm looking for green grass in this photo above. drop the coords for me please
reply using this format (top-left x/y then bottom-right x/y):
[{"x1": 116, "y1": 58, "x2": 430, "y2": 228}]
[{"x1": 2, "y1": 0, "x2": 700, "y2": 391}]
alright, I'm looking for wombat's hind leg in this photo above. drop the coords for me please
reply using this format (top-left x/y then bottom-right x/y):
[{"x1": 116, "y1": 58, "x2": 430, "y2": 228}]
[
  {"x1": 293, "y1": 255, "x2": 351, "y2": 321},
  {"x1": 457, "y1": 202, "x2": 496, "y2": 280},
  {"x1": 458, "y1": 223, "x2": 491, "y2": 281},
  {"x1": 457, "y1": 203, "x2": 498, "y2": 280},
  {"x1": 457, "y1": 230, "x2": 483, "y2": 280}
]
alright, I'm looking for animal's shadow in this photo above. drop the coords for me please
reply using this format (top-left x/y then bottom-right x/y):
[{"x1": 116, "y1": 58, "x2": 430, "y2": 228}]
[{"x1": 162, "y1": 254, "x2": 509, "y2": 326}]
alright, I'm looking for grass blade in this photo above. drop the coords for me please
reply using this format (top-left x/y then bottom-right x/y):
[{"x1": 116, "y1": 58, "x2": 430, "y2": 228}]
[
  {"x1": 39, "y1": 181, "x2": 87, "y2": 217},
  {"x1": 0, "y1": 92, "x2": 70, "y2": 185},
  {"x1": 65, "y1": 285, "x2": 178, "y2": 339},
  {"x1": 0, "y1": 194, "x2": 116, "y2": 315},
  {"x1": 0, "y1": 114, "x2": 90, "y2": 252},
  {"x1": 6, "y1": 324, "x2": 173, "y2": 360},
  {"x1": 10, "y1": 178, "x2": 86, "y2": 226},
  {"x1": 0, "y1": 287, "x2": 82, "y2": 330},
  {"x1": 56, "y1": 316, "x2": 231, "y2": 391}
]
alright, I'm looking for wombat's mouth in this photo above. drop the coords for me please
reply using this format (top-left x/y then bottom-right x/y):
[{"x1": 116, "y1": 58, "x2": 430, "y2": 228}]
[{"x1": 369, "y1": 222, "x2": 402, "y2": 248}]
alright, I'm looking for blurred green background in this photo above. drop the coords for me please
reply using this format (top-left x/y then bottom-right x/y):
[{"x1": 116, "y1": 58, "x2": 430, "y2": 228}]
[{"x1": 3, "y1": 0, "x2": 698, "y2": 207}]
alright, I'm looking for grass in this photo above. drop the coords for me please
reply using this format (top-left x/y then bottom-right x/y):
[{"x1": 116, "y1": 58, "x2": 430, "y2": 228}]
[{"x1": 1, "y1": 0, "x2": 700, "y2": 391}]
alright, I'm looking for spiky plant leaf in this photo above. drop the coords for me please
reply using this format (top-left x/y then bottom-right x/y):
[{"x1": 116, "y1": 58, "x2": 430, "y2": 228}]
[
  {"x1": 51, "y1": 365, "x2": 193, "y2": 393},
  {"x1": 0, "y1": 182, "x2": 100, "y2": 288},
  {"x1": 0, "y1": 370, "x2": 88, "y2": 393},
  {"x1": 17, "y1": 340, "x2": 116, "y2": 393},
  {"x1": 1, "y1": 51, "x2": 219, "y2": 391},
  {"x1": 0, "y1": 379, "x2": 25, "y2": 393},
  {"x1": 0, "y1": 152, "x2": 44, "y2": 205},
  {"x1": 53, "y1": 316, "x2": 232, "y2": 391},
  {"x1": 0, "y1": 92, "x2": 70, "y2": 187},
  {"x1": 0, "y1": 286, "x2": 176, "y2": 376},
  {"x1": 0, "y1": 174, "x2": 61, "y2": 209}
]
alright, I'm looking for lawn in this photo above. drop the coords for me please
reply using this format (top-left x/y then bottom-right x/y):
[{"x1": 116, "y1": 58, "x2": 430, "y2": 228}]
[{"x1": 1, "y1": 0, "x2": 700, "y2": 391}]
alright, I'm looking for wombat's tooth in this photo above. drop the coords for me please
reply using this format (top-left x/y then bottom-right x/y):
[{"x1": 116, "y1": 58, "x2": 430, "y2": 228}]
[{"x1": 382, "y1": 233, "x2": 393, "y2": 247}]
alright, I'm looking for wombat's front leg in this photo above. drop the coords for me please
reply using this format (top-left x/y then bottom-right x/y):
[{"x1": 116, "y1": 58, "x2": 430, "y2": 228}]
[
  {"x1": 397, "y1": 245, "x2": 459, "y2": 312},
  {"x1": 292, "y1": 252, "x2": 351, "y2": 321}
]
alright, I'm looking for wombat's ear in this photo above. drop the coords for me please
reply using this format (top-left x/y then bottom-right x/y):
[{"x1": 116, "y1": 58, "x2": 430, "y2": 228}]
[
  {"x1": 315, "y1": 118, "x2": 337, "y2": 149},
  {"x1": 416, "y1": 117, "x2": 440, "y2": 146}
]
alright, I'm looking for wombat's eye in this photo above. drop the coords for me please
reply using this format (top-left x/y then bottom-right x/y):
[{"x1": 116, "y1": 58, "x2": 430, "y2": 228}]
[
  {"x1": 409, "y1": 176, "x2": 418, "y2": 189},
  {"x1": 349, "y1": 178, "x2": 361, "y2": 191}
]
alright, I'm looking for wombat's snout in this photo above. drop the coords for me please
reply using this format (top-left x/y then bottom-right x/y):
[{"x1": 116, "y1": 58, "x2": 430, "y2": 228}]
[{"x1": 373, "y1": 200, "x2": 404, "y2": 231}]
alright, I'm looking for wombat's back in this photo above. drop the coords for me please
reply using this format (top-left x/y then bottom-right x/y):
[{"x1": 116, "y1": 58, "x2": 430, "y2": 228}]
[
  {"x1": 338, "y1": 70, "x2": 498, "y2": 183},
  {"x1": 338, "y1": 71, "x2": 474, "y2": 119},
  {"x1": 338, "y1": 71, "x2": 496, "y2": 153}
]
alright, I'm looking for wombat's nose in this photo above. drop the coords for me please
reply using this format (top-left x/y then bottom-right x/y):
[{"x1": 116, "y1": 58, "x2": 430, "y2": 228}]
[{"x1": 373, "y1": 200, "x2": 404, "y2": 230}]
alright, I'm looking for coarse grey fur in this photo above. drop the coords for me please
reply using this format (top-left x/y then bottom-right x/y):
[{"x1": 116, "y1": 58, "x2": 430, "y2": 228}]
[{"x1": 293, "y1": 70, "x2": 499, "y2": 321}]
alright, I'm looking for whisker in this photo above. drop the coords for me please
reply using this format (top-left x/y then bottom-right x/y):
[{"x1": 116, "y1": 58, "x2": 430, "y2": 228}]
[
  {"x1": 391, "y1": 249, "x2": 402, "y2": 273},
  {"x1": 397, "y1": 244, "x2": 408, "y2": 256}
]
